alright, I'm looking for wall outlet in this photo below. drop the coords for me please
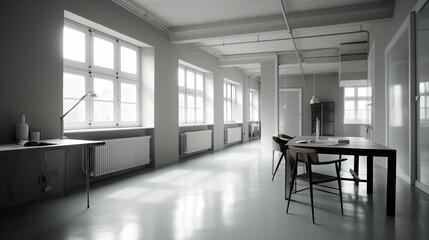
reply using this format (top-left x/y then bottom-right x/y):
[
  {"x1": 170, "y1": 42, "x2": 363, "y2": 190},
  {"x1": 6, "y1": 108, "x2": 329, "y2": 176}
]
[{"x1": 44, "y1": 186, "x2": 52, "y2": 192}]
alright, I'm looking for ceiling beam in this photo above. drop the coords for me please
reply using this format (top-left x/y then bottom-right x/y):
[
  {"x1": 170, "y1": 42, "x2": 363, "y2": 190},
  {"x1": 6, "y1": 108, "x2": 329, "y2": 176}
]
[
  {"x1": 169, "y1": 1, "x2": 393, "y2": 44},
  {"x1": 169, "y1": 15, "x2": 286, "y2": 44}
]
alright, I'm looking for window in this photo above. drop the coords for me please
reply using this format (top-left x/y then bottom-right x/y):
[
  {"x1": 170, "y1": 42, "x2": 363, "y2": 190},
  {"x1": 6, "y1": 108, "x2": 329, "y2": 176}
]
[
  {"x1": 420, "y1": 82, "x2": 429, "y2": 122},
  {"x1": 178, "y1": 65, "x2": 205, "y2": 124},
  {"x1": 63, "y1": 20, "x2": 140, "y2": 129},
  {"x1": 249, "y1": 90, "x2": 259, "y2": 121},
  {"x1": 224, "y1": 82, "x2": 236, "y2": 122},
  {"x1": 344, "y1": 87, "x2": 371, "y2": 124}
]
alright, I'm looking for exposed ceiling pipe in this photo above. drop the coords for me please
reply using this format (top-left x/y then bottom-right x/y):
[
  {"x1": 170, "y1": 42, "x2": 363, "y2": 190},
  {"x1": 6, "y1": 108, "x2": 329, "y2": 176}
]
[
  {"x1": 279, "y1": 0, "x2": 306, "y2": 82},
  {"x1": 193, "y1": 30, "x2": 368, "y2": 49},
  {"x1": 220, "y1": 47, "x2": 339, "y2": 58}
]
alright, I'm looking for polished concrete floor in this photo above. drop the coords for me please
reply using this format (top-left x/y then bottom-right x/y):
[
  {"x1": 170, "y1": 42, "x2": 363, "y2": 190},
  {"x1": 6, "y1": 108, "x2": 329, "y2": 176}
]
[{"x1": 1, "y1": 140, "x2": 429, "y2": 240}]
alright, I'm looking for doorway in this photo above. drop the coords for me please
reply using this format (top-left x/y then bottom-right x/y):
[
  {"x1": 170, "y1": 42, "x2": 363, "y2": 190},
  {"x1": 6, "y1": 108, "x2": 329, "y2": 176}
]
[{"x1": 279, "y1": 88, "x2": 302, "y2": 136}]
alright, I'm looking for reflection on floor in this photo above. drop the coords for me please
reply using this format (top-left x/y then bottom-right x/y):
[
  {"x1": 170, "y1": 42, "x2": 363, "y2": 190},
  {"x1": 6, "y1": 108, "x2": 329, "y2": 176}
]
[{"x1": 1, "y1": 140, "x2": 429, "y2": 240}]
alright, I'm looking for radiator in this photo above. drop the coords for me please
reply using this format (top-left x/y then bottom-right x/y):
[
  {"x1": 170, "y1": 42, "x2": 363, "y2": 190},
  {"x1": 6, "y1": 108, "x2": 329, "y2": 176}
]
[
  {"x1": 224, "y1": 127, "x2": 242, "y2": 144},
  {"x1": 93, "y1": 136, "x2": 151, "y2": 177},
  {"x1": 180, "y1": 130, "x2": 212, "y2": 154}
]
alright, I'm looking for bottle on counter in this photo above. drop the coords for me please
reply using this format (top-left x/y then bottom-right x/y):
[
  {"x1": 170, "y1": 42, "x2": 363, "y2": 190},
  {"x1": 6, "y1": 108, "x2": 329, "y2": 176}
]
[{"x1": 16, "y1": 113, "x2": 29, "y2": 144}]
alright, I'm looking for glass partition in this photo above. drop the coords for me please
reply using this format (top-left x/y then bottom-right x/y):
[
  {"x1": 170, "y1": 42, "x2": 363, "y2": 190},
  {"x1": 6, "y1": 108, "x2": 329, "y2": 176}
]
[
  {"x1": 417, "y1": 4, "x2": 429, "y2": 188},
  {"x1": 387, "y1": 21, "x2": 410, "y2": 181}
]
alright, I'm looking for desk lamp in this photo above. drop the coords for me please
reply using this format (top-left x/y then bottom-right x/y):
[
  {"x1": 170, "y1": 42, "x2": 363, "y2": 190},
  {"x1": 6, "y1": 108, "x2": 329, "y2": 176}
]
[{"x1": 60, "y1": 91, "x2": 97, "y2": 139}]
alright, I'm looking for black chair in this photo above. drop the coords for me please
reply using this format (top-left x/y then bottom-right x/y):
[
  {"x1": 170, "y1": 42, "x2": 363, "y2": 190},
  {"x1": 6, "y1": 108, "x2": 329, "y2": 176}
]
[
  {"x1": 286, "y1": 146, "x2": 347, "y2": 223},
  {"x1": 271, "y1": 135, "x2": 293, "y2": 181}
]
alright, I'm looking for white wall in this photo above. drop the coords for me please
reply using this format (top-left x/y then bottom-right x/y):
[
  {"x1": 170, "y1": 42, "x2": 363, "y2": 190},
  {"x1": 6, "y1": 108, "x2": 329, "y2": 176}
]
[{"x1": 0, "y1": 0, "x2": 247, "y2": 207}]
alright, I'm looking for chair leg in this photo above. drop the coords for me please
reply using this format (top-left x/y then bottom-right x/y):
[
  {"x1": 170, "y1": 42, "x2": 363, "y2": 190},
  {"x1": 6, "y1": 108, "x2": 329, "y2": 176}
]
[
  {"x1": 272, "y1": 150, "x2": 275, "y2": 175},
  {"x1": 272, "y1": 152, "x2": 284, "y2": 181},
  {"x1": 336, "y1": 162, "x2": 344, "y2": 215},
  {"x1": 286, "y1": 160, "x2": 298, "y2": 214},
  {"x1": 307, "y1": 163, "x2": 315, "y2": 224}
]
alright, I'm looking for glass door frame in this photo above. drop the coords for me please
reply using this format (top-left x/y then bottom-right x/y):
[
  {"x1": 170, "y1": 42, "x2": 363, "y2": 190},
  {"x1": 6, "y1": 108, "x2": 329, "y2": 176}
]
[
  {"x1": 414, "y1": 0, "x2": 429, "y2": 194},
  {"x1": 385, "y1": 14, "x2": 415, "y2": 184}
]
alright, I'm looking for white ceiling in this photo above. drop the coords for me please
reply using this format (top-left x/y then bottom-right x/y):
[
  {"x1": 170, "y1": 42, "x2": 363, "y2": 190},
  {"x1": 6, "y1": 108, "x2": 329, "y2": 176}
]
[{"x1": 115, "y1": 0, "x2": 395, "y2": 79}]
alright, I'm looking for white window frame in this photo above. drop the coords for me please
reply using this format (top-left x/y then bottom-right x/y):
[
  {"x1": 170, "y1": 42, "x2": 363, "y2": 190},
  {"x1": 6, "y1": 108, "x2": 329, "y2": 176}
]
[
  {"x1": 344, "y1": 87, "x2": 371, "y2": 124},
  {"x1": 63, "y1": 19, "x2": 141, "y2": 130},
  {"x1": 178, "y1": 64, "x2": 205, "y2": 125},
  {"x1": 224, "y1": 82, "x2": 236, "y2": 123},
  {"x1": 420, "y1": 82, "x2": 429, "y2": 124}
]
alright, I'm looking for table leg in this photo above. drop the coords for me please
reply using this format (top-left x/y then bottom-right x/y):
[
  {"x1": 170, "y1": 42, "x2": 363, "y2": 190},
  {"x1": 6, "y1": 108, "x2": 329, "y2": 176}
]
[
  {"x1": 367, "y1": 155, "x2": 373, "y2": 194},
  {"x1": 354, "y1": 155, "x2": 359, "y2": 185},
  {"x1": 86, "y1": 146, "x2": 90, "y2": 208},
  {"x1": 386, "y1": 152, "x2": 396, "y2": 216}
]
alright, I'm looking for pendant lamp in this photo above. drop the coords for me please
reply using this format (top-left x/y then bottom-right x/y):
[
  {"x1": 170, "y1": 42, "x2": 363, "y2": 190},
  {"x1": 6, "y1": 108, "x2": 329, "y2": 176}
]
[{"x1": 310, "y1": 49, "x2": 320, "y2": 104}]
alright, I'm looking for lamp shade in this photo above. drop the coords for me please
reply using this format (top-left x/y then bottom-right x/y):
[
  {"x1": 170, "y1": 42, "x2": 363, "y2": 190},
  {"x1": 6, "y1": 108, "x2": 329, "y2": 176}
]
[{"x1": 310, "y1": 96, "x2": 320, "y2": 104}]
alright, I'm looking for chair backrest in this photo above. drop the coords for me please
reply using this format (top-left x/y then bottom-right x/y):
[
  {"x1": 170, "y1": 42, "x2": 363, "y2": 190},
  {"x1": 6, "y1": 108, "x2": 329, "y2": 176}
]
[
  {"x1": 289, "y1": 146, "x2": 319, "y2": 164},
  {"x1": 272, "y1": 136, "x2": 289, "y2": 152},
  {"x1": 278, "y1": 133, "x2": 294, "y2": 140}
]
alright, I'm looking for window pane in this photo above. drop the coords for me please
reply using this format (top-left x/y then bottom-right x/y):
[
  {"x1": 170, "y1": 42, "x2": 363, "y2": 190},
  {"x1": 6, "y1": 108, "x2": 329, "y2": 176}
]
[
  {"x1": 224, "y1": 83, "x2": 227, "y2": 98},
  {"x1": 121, "y1": 103, "x2": 136, "y2": 122},
  {"x1": 358, "y1": 100, "x2": 367, "y2": 110},
  {"x1": 227, "y1": 84, "x2": 231, "y2": 98},
  {"x1": 121, "y1": 82, "x2": 137, "y2": 103},
  {"x1": 178, "y1": 68, "x2": 185, "y2": 87},
  {"x1": 358, "y1": 87, "x2": 367, "y2": 97},
  {"x1": 345, "y1": 87, "x2": 355, "y2": 97},
  {"x1": 179, "y1": 93, "x2": 185, "y2": 108},
  {"x1": 357, "y1": 110, "x2": 367, "y2": 120},
  {"x1": 63, "y1": 26, "x2": 85, "y2": 63},
  {"x1": 186, "y1": 70, "x2": 195, "y2": 89},
  {"x1": 120, "y1": 46, "x2": 137, "y2": 74},
  {"x1": 179, "y1": 108, "x2": 185, "y2": 122},
  {"x1": 187, "y1": 95, "x2": 195, "y2": 108},
  {"x1": 345, "y1": 110, "x2": 355, "y2": 120},
  {"x1": 64, "y1": 72, "x2": 85, "y2": 98},
  {"x1": 186, "y1": 108, "x2": 195, "y2": 122},
  {"x1": 232, "y1": 85, "x2": 236, "y2": 100},
  {"x1": 94, "y1": 101, "x2": 114, "y2": 121},
  {"x1": 345, "y1": 101, "x2": 355, "y2": 110},
  {"x1": 227, "y1": 101, "x2": 232, "y2": 121},
  {"x1": 63, "y1": 99, "x2": 85, "y2": 122},
  {"x1": 196, "y1": 96, "x2": 204, "y2": 108},
  {"x1": 196, "y1": 109, "x2": 204, "y2": 122},
  {"x1": 94, "y1": 78, "x2": 114, "y2": 101},
  {"x1": 196, "y1": 74, "x2": 203, "y2": 91},
  {"x1": 93, "y1": 36, "x2": 114, "y2": 69}
]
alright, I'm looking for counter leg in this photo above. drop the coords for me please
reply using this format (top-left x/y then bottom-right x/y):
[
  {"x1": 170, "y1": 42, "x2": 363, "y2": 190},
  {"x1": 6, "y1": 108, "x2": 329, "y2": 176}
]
[
  {"x1": 386, "y1": 152, "x2": 396, "y2": 216},
  {"x1": 86, "y1": 146, "x2": 90, "y2": 208},
  {"x1": 65, "y1": 149, "x2": 69, "y2": 196}
]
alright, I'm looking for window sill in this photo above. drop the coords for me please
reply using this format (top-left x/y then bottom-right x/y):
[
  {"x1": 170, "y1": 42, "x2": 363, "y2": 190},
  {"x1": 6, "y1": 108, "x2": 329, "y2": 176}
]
[
  {"x1": 65, "y1": 126, "x2": 153, "y2": 134},
  {"x1": 179, "y1": 123, "x2": 213, "y2": 127},
  {"x1": 224, "y1": 122, "x2": 243, "y2": 125}
]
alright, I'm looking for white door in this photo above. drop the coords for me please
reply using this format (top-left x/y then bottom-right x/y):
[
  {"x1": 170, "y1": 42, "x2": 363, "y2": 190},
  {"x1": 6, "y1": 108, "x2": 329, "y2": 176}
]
[{"x1": 279, "y1": 88, "x2": 302, "y2": 136}]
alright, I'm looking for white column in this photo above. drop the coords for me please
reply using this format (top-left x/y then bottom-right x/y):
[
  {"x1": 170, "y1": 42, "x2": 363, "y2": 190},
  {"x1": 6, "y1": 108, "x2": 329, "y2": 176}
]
[{"x1": 260, "y1": 56, "x2": 279, "y2": 148}]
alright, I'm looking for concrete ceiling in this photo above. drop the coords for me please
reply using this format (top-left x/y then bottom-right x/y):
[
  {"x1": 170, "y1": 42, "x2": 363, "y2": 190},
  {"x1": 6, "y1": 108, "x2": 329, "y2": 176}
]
[{"x1": 114, "y1": 0, "x2": 395, "y2": 80}]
